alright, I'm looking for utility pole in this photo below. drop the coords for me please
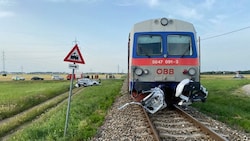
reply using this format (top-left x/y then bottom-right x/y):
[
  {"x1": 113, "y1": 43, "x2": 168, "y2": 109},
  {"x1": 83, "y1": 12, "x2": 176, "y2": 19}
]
[
  {"x1": 2, "y1": 51, "x2": 5, "y2": 73},
  {"x1": 3, "y1": 51, "x2": 5, "y2": 72},
  {"x1": 21, "y1": 65, "x2": 24, "y2": 75},
  {"x1": 72, "y1": 37, "x2": 79, "y2": 45},
  {"x1": 117, "y1": 64, "x2": 120, "y2": 74},
  {"x1": 1, "y1": 51, "x2": 7, "y2": 76}
]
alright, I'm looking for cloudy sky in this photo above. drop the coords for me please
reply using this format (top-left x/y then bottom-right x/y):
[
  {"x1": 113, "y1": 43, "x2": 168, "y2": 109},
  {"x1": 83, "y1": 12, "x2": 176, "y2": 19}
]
[{"x1": 0, "y1": 0, "x2": 250, "y2": 73}]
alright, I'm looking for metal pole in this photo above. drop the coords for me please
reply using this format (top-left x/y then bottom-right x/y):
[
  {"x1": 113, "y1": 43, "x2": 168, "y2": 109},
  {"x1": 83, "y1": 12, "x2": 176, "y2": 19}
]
[
  {"x1": 198, "y1": 36, "x2": 201, "y2": 82},
  {"x1": 64, "y1": 65, "x2": 75, "y2": 137}
]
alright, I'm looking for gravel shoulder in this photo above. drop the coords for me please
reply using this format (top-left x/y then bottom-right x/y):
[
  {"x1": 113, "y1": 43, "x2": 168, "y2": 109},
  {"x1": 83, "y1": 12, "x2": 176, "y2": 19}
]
[{"x1": 92, "y1": 81, "x2": 153, "y2": 141}]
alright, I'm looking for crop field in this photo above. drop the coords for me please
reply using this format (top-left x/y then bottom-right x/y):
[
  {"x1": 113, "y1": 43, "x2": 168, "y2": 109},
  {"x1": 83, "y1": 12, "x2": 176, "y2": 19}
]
[
  {"x1": 0, "y1": 73, "x2": 125, "y2": 81},
  {"x1": 0, "y1": 74, "x2": 56, "y2": 81}
]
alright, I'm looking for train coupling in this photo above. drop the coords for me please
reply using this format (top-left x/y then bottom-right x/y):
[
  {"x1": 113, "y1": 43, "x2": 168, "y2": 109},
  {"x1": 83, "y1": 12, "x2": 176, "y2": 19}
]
[{"x1": 175, "y1": 79, "x2": 208, "y2": 106}]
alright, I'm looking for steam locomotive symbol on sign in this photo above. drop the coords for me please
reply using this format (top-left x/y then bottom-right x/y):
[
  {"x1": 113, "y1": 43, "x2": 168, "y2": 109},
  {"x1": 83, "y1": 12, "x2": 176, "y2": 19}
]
[
  {"x1": 64, "y1": 44, "x2": 85, "y2": 64},
  {"x1": 70, "y1": 52, "x2": 79, "y2": 60}
]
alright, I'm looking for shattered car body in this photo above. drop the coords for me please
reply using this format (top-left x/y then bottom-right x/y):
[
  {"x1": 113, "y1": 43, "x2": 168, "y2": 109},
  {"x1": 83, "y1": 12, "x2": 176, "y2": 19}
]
[{"x1": 119, "y1": 79, "x2": 208, "y2": 114}]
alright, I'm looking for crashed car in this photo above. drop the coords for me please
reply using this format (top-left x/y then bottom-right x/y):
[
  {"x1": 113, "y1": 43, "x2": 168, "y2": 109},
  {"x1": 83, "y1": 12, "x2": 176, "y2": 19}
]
[{"x1": 75, "y1": 78, "x2": 100, "y2": 87}]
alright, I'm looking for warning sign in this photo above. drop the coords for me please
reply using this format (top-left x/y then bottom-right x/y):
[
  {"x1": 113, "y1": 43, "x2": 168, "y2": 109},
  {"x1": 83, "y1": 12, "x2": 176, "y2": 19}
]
[{"x1": 64, "y1": 44, "x2": 85, "y2": 64}]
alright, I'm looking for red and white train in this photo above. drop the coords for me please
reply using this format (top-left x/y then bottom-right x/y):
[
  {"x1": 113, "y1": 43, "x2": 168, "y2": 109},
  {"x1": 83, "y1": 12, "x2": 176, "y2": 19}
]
[{"x1": 127, "y1": 18, "x2": 208, "y2": 113}]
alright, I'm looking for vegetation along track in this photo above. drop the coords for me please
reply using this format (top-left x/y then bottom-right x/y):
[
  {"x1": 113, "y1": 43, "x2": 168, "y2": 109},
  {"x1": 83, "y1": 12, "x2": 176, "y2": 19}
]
[{"x1": 0, "y1": 87, "x2": 84, "y2": 139}]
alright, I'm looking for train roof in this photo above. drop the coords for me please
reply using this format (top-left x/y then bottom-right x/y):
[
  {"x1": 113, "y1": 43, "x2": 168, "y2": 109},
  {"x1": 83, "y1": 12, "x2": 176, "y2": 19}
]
[{"x1": 131, "y1": 18, "x2": 196, "y2": 33}]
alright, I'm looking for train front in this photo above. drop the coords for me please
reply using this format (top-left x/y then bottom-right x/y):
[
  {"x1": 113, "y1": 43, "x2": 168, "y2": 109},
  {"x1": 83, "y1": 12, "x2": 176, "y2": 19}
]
[{"x1": 128, "y1": 18, "x2": 208, "y2": 113}]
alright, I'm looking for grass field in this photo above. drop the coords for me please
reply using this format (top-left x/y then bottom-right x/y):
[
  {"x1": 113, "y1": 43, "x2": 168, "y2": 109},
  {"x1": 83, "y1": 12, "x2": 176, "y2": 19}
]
[
  {"x1": 2, "y1": 74, "x2": 250, "y2": 140},
  {"x1": 194, "y1": 74, "x2": 250, "y2": 132},
  {"x1": 0, "y1": 80, "x2": 70, "y2": 120},
  {"x1": 7, "y1": 79, "x2": 123, "y2": 141}
]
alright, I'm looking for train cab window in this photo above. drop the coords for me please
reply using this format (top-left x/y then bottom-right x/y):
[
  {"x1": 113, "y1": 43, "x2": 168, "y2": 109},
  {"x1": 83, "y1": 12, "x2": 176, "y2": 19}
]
[
  {"x1": 136, "y1": 35, "x2": 162, "y2": 56},
  {"x1": 167, "y1": 35, "x2": 193, "y2": 56}
]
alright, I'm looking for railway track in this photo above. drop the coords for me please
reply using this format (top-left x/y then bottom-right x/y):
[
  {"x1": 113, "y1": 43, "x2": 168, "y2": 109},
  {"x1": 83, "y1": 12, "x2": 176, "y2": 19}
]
[
  {"x1": 142, "y1": 105, "x2": 228, "y2": 141},
  {"x1": 93, "y1": 80, "x2": 249, "y2": 141}
]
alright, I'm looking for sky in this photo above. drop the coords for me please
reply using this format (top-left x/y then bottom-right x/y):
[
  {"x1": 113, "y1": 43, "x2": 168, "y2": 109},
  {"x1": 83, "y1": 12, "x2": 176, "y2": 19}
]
[{"x1": 0, "y1": 0, "x2": 250, "y2": 73}]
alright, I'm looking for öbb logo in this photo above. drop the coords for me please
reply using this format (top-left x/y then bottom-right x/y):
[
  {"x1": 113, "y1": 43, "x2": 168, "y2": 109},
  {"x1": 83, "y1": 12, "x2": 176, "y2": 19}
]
[{"x1": 156, "y1": 68, "x2": 174, "y2": 74}]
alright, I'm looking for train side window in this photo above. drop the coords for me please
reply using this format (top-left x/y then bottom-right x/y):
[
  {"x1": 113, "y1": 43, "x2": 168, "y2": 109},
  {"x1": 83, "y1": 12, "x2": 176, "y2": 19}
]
[
  {"x1": 136, "y1": 35, "x2": 162, "y2": 56},
  {"x1": 167, "y1": 35, "x2": 193, "y2": 56}
]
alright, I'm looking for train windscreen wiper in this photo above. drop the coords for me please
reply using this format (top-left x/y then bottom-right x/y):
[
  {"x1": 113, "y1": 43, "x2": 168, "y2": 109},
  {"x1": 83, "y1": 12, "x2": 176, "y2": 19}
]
[
  {"x1": 145, "y1": 54, "x2": 151, "y2": 58},
  {"x1": 181, "y1": 45, "x2": 191, "y2": 58}
]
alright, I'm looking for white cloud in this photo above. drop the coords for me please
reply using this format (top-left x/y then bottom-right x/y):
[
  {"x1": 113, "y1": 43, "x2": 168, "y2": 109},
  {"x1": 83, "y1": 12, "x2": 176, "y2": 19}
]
[
  {"x1": 177, "y1": 7, "x2": 203, "y2": 20},
  {"x1": 147, "y1": 1, "x2": 204, "y2": 20},
  {"x1": 146, "y1": 0, "x2": 160, "y2": 7},
  {"x1": 0, "y1": 10, "x2": 14, "y2": 17},
  {"x1": 0, "y1": 0, "x2": 16, "y2": 18}
]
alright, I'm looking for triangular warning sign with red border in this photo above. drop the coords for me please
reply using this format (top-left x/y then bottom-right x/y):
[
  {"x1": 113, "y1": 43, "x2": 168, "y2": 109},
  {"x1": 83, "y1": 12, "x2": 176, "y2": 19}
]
[{"x1": 64, "y1": 44, "x2": 85, "y2": 64}]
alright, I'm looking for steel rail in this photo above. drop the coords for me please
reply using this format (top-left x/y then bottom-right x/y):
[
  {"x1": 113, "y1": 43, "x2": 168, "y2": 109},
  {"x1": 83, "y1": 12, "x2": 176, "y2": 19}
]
[
  {"x1": 174, "y1": 105, "x2": 228, "y2": 141},
  {"x1": 142, "y1": 108, "x2": 161, "y2": 141}
]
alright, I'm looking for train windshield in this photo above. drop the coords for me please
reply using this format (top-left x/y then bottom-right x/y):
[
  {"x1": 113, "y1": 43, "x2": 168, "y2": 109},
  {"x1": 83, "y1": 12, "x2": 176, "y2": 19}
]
[
  {"x1": 167, "y1": 35, "x2": 193, "y2": 56},
  {"x1": 136, "y1": 35, "x2": 162, "y2": 56}
]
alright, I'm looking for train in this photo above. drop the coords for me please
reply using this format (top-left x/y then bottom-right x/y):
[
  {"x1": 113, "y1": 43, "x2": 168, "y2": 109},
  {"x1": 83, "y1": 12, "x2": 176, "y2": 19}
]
[{"x1": 126, "y1": 17, "x2": 208, "y2": 114}]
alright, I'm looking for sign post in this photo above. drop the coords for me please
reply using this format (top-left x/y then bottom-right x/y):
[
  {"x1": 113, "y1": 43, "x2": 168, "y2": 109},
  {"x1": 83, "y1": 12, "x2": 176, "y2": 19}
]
[
  {"x1": 63, "y1": 44, "x2": 85, "y2": 137},
  {"x1": 64, "y1": 63, "x2": 75, "y2": 137}
]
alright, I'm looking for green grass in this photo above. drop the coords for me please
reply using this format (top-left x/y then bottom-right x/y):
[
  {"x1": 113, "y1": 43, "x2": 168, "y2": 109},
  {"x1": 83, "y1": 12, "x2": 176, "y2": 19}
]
[
  {"x1": 4, "y1": 75, "x2": 250, "y2": 140},
  {"x1": 0, "y1": 90, "x2": 70, "y2": 137},
  {"x1": 8, "y1": 79, "x2": 124, "y2": 141},
  {"x1": 193, "y1": 75, "x2": 250, "y2": 132},
  {"x1": 0, "y1": 81, "x2": 70, "y2": 120}
]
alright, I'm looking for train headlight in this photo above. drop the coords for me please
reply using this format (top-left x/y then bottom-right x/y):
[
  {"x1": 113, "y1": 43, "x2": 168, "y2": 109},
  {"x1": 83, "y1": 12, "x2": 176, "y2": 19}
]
[
  {"x1": 135, "y1": 68, "x2": 143, "y2": 76},
  {"x1": 188, "y1": 68, "x2": 196, "y2": 76},
  {"x1": 160, "y1": 18, "x2": 168, "y2": 26}
]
